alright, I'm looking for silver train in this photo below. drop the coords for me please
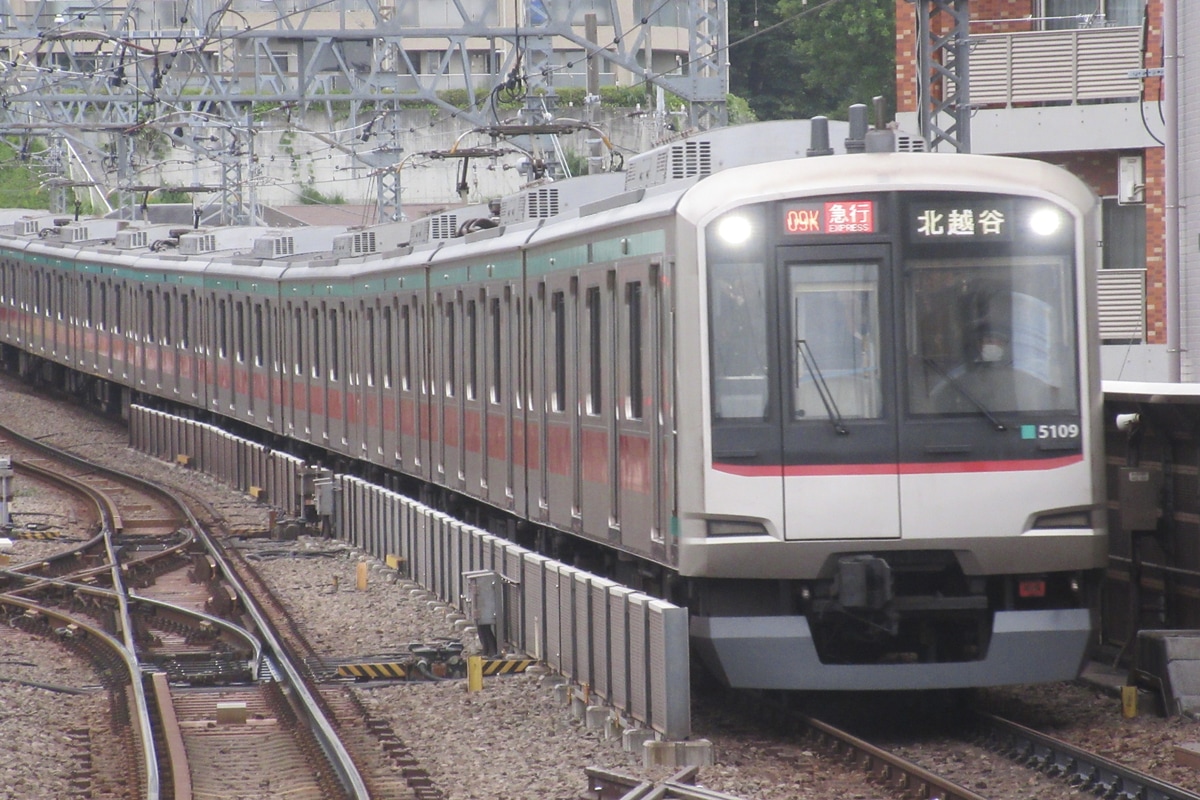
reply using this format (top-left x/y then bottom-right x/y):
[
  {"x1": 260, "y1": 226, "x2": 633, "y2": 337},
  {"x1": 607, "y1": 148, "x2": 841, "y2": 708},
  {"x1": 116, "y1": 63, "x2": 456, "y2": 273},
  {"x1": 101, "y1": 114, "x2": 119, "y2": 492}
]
[{"x1": 0, "y1": 119, "x2": 1107, "y2": 690}]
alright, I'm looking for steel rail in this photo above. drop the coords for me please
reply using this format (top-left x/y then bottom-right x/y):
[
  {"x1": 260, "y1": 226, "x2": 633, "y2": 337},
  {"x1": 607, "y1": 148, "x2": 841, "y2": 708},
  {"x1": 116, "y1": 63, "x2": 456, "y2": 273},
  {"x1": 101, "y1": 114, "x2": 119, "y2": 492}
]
[
  {"x1": 3, "y1": 421, "x2": 366, "y2": 798},
  {"x1": 975, "y1": 710, "x2": 1200, "y2": 800},
  {"x1": 177, "y1": 502, "x2": 370, "y2": 798},
  {"x1": 103, "y1": 521, "x2": 161, "y2": 799},
  {"x1": 799, "y1": 714, "x2": 991, "y2": 800},
  {"x1": 0, "y1": 594, "x2": 157, "y2": 798}
]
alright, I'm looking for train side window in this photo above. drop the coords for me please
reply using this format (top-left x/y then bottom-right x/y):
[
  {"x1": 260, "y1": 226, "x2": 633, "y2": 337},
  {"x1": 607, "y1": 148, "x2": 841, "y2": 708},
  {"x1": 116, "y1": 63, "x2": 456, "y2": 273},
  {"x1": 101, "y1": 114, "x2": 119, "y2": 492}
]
[
  {"x1": 181, "y1": 294, "x2": 190, "y2": 349},
  {"x1": 293, "y1": 308, "x2": 304, "y2": 375},
  {"x1": 163, "y1": 293, "x2": 173, "y2": 346},
  {"x1": 218, "y1": 299, "x2": 228, "y2": 358},
  {"x1": 527, "y1": 292, "x2": 538, "y2": 411},
  {"x1": 235, "y1": 301, "x2": 246, "y2": 363},
  {"x1": 400, "y1": 303, "x2": 411, "y2": 392},
  {"x1": 445, "y1": 301, "x2": 456, "y2": 397},
  {"x1": 329, "y1": 308, "x2": 340, "y2": 382},
  {"x1": 254, "y1": 303, "x2": 264, "y2": 367},
  {"x1": 551, "y1": 290, "x2": 566, "y2": 413},
  {"x1": 147, "y1": 292, "x2": 156, "y2": 344},
  {"x1": 383, "y1": 305, "x2": 394, "y2": 390},
  {"x1": 586, "y1": 285, "x2": 602, "y2": 416},
  {"x1": 466, "y1": 298, "x2": 478, "y2": 400},
  {"x1": 490, "y1": 297, "x2": 502, "y2": 405},
  {"x1": 515, "y1": 294, "x2": 524, "y2": 411},
  {"x1": 626, "y1": 281, "x2": 643, "y2": 420},
  {"x1": 311, "y1": 309, "x2": 321, "y2": 378},
  {"x1": 366, "y1": 306, "x2": 377, "y2": 387}
]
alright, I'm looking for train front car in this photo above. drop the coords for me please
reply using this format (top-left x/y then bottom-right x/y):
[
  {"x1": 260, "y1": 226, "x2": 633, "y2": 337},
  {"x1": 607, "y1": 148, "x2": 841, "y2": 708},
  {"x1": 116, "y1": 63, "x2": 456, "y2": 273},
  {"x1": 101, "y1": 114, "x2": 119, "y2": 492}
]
[{"x1": 675, "y1": 151, "x2": 1106, "y2": 691}]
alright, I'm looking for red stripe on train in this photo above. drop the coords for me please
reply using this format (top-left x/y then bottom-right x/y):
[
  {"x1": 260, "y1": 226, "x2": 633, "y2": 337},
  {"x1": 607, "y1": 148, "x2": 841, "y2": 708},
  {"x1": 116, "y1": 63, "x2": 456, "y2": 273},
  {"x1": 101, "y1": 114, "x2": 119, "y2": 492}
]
[{"x1": 714, "y1": 454, "x2": 1083, "y2": 477}]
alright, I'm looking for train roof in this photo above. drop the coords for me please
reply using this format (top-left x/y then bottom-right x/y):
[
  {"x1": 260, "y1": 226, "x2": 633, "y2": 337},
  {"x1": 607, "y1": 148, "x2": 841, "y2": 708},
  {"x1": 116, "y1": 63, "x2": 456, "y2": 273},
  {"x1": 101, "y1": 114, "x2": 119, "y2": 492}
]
[{"x1": 0, "y1": 119, "x2": 1017, "y2": 274}]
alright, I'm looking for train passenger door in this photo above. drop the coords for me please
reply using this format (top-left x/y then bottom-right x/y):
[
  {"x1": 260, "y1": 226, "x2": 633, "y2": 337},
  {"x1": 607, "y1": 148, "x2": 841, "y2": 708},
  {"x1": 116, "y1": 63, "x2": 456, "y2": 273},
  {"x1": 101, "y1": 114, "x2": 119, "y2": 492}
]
[
  {"x1": 776, "y1": 244, "x2": 900, "y2": 540},
  {"x1": 482, "y1": 284, "x2": 518, "y2": 512},
  {"x1": 615, "y1": 262, "x2": 664, "y2": 558}
]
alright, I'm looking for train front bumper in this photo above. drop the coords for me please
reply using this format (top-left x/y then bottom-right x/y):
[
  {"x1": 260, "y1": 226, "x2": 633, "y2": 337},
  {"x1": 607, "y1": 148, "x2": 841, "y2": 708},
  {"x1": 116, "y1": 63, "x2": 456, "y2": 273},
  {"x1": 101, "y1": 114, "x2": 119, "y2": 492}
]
[{"x1": 690, "y1": 608, "x2": 1094, "y2": 690}]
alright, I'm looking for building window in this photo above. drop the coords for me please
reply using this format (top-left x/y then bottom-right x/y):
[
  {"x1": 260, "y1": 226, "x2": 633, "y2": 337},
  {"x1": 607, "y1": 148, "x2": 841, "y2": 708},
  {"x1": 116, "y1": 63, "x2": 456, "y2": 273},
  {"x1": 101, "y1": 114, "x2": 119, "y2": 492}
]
[
  {"x1": 1042, "y1": 0, "x2": 1144, "y2": 29},
  {"x1": 1102, "y1": 198, "x2": 1146, "y2": 270}
]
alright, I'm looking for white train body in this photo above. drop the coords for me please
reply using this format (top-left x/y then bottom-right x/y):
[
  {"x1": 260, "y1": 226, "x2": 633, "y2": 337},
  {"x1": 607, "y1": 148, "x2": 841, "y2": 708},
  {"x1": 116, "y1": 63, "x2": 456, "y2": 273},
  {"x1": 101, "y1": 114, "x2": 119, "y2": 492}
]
[{"x1": 0, "y1": 119, "x2": 1107, "y2": 690}]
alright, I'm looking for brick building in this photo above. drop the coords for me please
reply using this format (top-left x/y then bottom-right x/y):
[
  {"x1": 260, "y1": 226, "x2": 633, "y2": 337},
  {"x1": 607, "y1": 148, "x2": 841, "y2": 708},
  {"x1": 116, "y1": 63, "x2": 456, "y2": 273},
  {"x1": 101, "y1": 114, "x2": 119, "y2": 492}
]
[{"x1": 893, "y1": 1, "x2": 1183, "y2": 381}]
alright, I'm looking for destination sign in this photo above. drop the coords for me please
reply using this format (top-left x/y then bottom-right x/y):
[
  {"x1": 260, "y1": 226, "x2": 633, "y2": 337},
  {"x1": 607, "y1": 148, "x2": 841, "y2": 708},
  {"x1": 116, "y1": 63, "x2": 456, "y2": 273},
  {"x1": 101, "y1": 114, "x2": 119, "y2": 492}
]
[
  {"x1": 783, "y1": 200, "x2": 876, "y2": 235},
  {"x1": 908, "y1": 199, "x2": 1013, "y2": 242}
]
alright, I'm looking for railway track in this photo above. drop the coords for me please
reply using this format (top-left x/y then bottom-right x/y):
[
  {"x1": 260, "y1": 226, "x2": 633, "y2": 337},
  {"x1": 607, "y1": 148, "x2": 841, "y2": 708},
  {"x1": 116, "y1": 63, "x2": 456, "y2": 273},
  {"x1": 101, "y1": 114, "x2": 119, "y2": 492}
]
[
  {"x1": 780, "y1": 698, "x2": 1200, "y2": 800},
  {"x1": 971, "y1": 710, "x2": 1200, "y2": 800},
  {"x1": 0, "y1": 423, "x2": 372, "y2": 800}
]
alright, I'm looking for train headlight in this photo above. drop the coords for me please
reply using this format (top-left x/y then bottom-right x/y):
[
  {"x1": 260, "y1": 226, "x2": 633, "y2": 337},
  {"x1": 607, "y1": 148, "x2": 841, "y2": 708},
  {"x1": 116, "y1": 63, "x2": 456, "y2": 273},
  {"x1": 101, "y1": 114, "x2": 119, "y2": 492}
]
[
  {"x1": 1028, "y1": 207, "x2": 1063, "y2": 237},
  {"x1": 715, "y1": 214, "x2": 753, "y2": 245}
]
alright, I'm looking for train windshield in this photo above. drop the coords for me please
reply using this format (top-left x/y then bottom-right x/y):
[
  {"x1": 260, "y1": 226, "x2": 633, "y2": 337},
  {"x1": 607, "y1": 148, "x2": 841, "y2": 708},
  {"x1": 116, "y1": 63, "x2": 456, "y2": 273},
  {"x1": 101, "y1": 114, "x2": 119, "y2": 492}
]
[
  {"x1": 789, "y1": 262, "x2": 882, "y2": 421},
  {"x1": 905, "y1": 255, "x2": 1079, "y2": 416}
]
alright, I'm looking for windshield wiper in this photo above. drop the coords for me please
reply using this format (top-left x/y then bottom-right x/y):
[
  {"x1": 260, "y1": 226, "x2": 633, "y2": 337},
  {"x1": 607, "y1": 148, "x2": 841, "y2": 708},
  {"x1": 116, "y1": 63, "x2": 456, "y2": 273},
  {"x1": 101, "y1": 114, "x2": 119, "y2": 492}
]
[
  {"x1": 796, "y1": 339, "x2": 848, "y2": 435},
  {"x1": 922, "y1": 357, "x2": 1007, "y2": 432}
]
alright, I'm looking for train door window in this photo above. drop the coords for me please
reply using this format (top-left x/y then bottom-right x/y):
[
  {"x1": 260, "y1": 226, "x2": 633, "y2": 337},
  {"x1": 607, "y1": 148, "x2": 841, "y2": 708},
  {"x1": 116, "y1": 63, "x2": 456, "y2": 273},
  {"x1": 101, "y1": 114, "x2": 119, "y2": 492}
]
[
  {"x1": 99, "y1": 283, "x2": 107, "y2": 331},
  {"x1": 445, "y1": 300, "x2": 456, "y2": 397},
  {"x1": 32, "y1": 272, "x2": 40, "y2": 314},
  {"x1": 526, "y1": 293, "x2": 537, "y2": 411},
  {"x1": 366, "y1": 306, "x2": 377, "y2": 387},
  {"x1": 400, "y1": 303, "x2": 412, "y2": 391},
  {"x1": 490, "y1": 297, "x2": 502, "y2": 404},
  {"x1": 147, "y1": 291, "x2": 156, "y2": 344},
  {"x1": 330, "y1": 308, "x2": 341, "y2": 382},
  {"x1": 551, "y1": 290, "x2": 566, "y2": 412},
  {"x1": 235, "y1": 301, "x2": 246, "y2": 363},
  {"x1": 181, "y1": 293, "x2": 190, "y2": 349},
  {"x1": 222, "y1": 298, "x2": 232, "y2": 357},
  {"x1": 163, "y1": 293, "x2": 173, "y2": 346},
  {"x1": 254, "y1": 303, "x2": 265, "y2": 367},
  {"x1": 586, "y1": 285, "x2": 602, "y2": 416},
  {"x1": 514, "y1": 292, "x2": 524, "y2": 411},
  {"x1": 789, "y1": 263, "x2": 882, "y2": 421},
  {"x1": 709, "y1": 261, "x2": 768, "y2": 420},
  {"x1": 114, "y1": 285, "x2": 122, "y2": 335},
  {"x1": 418, "y1": 304, "x2": 427, "y2": 394},
  {"x1": 311, "y1": 309, "x2": 321, "y2": 378},
  {"x1": 56, "y1": 275, "x2": 65, "y2": 321},
  {"x1": 466, "y1": 298, "x2": 478, "y2": 400},
  {"x1": 294, "y1": 307, "x2": 304, "y2": 375},
  {"x1": 625, "y1": 281, "x2": 643, "y2": 420},
  {"x1": 85, "y1": 282, "x2": 94, "y2": 328},
  {"x1": 382, "y1": 305, "x2": 394, "y2": 389}
]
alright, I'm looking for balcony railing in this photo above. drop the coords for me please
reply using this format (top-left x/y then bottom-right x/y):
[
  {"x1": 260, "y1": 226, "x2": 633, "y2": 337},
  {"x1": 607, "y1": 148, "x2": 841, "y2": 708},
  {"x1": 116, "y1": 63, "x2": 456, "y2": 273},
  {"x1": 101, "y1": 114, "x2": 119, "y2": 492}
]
[{"x1": 969, "y1": 25, "x2": 1145, "y2": 107}]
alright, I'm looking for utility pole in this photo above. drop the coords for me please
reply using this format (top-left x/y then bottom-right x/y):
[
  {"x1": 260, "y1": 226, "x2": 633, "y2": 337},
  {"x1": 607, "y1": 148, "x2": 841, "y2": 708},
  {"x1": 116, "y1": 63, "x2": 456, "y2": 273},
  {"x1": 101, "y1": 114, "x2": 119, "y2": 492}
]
[{"x1": 912, "y1": 0, "x2": 972, "y2": 153}]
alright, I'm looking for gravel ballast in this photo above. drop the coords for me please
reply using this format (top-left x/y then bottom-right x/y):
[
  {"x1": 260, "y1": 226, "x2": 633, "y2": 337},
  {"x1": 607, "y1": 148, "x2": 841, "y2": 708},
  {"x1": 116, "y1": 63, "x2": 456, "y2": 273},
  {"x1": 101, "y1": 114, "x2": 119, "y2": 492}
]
[{"x1": 4, "y1": 375, "x2": 1200, "y2": 800}]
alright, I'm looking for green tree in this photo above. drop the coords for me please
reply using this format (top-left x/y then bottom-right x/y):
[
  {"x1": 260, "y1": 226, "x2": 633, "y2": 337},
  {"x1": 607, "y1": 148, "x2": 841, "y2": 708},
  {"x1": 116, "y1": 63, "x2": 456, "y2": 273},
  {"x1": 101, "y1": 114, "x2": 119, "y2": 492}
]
[
  {"x1": 0, "y1": 139, "x2": 50, "y2": 208},
  {"x1": 727, "y1": 0, "x2": 895, "y2": 121}
]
